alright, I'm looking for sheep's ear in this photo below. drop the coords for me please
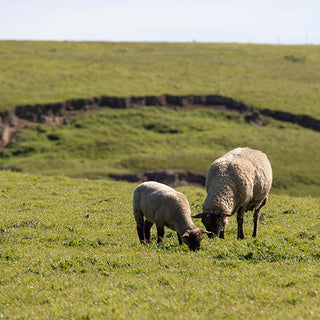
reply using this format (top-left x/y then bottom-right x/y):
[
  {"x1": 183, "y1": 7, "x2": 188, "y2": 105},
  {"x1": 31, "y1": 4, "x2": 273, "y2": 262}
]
[
  {"x1": 201, "y1": 229, "x2": 213, "y2": 235},
  {"x1": 181, "y1": 230, "x2": 190, "y2": 239},
  {"x1": 192, "y1": 213, "x2": 203, "y2": 219},
  {"x1": 181, "y1": 231, "x2": 190, "y2": 245}
]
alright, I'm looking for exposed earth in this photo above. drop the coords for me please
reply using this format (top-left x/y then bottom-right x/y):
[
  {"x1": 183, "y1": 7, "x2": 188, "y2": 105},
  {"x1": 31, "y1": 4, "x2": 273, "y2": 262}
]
[{"x1": 110, "y1": 169, "x2": 206, "y2": 188}]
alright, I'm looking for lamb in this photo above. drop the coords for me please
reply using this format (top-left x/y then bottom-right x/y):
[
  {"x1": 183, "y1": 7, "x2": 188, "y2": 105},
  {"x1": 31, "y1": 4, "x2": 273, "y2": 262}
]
[
  {"x1": 133, "y1": 181, "x2": 212, "y2": 251},
  {"x1": 193, "y1": 147, "x2": 272, "y2": 239}
]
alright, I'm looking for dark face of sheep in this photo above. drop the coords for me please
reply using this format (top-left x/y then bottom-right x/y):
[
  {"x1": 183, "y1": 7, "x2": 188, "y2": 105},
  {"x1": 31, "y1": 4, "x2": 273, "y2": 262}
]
[
  {"x1": 193, "y1": 212, "x2": 229, "y2": 238},
  {"x1": 182, "y1": 229, "x2": 202, "y2": 251},
  {"x1": 202, "y1": 214, "x2": 221, "y2": 237},
  {"x1": 181, "y1": 229, "x2": 213, "y2": 251}
]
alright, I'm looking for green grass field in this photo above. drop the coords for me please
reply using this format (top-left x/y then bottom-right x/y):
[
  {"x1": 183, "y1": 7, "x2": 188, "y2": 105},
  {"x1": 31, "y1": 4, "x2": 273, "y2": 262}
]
[
  {"x1": 1, "y1": 41, "x2": 320, "y2": 117},
  {"x1": 0, "y1": 41, "x2": 320, "y2": 319},
  {"x1": 0, "y1": 171, "x2": 320, "y2": 319}
]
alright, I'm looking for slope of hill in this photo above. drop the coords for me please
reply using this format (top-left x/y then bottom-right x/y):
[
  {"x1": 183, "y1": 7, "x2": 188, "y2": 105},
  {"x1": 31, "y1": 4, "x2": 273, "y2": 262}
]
[
  {"x1": 0, "y1": 106, "x2": 319, "y2": 197},
  {"x1": 1, "y1": 41, "x2": 319, "y2": 117},
  {"x1": 1, "y1": 41, "x2": 320, "y2": 318},
  {"x1": 0, "y1": 41, "x2": 319, "y2": 196}
]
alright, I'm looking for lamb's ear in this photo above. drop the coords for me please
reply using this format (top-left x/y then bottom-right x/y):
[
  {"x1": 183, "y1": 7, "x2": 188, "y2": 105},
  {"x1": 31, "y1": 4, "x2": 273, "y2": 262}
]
[
  {"x1": 192, "y1": 213, "x2": 203, "y2": 219},
  {"x1": 200, "y1": 229, "x2": 213, "y2": 235},
  {"x1": 181, "y1": 230, "x2": 190, "y2": 239},
  {"x1": 181, "y1": 231, "x2": 190, "y2": 245}
]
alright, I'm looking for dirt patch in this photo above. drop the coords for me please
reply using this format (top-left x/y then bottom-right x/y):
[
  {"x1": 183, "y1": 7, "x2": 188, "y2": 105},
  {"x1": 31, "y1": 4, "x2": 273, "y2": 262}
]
[
  {"x1": 109, "y1": 169, "x2": 206, "y2": 188},
  {"x1": 245, "y1": 112, "x2": 270, "y2": 127},
  {"x1": 260, "y1": 109, "x2": 320, "y2": 130},
  {"x1": 1, "y1": 94, "x2": 319, "y2": 149}
]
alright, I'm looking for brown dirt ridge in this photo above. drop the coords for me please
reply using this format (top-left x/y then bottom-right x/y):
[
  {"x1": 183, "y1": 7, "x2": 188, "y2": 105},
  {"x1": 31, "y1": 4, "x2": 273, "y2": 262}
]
[
  {"x1": 1, "y1": 94, "x2": 319, "y2": 150},
  {"x1": 110, "y1": 169, "x2": 206, "y2": 188}
]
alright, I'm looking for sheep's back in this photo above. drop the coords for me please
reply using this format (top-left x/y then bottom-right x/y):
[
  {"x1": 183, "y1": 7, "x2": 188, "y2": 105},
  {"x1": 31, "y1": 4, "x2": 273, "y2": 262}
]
[
  {"x1": 236, "y1": 148, "x2": 272, "y2": 199},
  {"x1": 204, "y1": 148, "x2": 272, "y2": 212},
  {"x1": 134, "y1": 181, "x2": 191, "y2": 223}
]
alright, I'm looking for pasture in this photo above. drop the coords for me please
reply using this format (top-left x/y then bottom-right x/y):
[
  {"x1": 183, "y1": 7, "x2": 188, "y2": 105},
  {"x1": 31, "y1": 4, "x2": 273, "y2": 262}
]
[
  {"x1": 0, "y1": 41, "x2": 320, "y2": 319},
  {"x1": 0, "y1": 171, "x2": 320, "y2": 319},
  {"x1": 1, "y1": 41, "x2": 320, "y2": 117}
]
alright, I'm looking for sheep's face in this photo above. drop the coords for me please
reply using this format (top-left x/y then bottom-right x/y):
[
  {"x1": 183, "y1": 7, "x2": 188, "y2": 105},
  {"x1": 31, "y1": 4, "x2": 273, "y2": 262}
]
[
  {"x1": 201, "y1": 213, "x2": 228, "y2": 238},
  {"x1": 181, "y1": 229, "x2": 203, "y2": 251}
]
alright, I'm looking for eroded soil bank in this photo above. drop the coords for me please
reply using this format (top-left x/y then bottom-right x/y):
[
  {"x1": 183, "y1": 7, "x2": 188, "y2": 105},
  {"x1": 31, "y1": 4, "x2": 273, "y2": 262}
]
[
  {"x1": 1, "y1": 94, "x2": 319, "y2": 147},
  {"x1": 110, "y1": 169, "x2": 206, "y2": 188}
]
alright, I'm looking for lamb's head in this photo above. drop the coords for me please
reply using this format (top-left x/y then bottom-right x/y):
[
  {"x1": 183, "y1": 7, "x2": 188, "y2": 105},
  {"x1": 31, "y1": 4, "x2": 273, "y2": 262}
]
[
  {"x1": 192, "y1": 211, "x2": 229, "y2": 238},
  {"x1": 181, "y1": 228, "x2": 212, "y2": 251}
]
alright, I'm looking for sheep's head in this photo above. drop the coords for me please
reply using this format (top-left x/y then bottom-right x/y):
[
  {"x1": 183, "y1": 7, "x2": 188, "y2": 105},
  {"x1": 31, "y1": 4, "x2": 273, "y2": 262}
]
[
  {"x1": 181, "y1": 228, "x2": 212, "y2": 251},
  {"x1": 192, "y1": 211, "x2": 229, "y2": 238}
]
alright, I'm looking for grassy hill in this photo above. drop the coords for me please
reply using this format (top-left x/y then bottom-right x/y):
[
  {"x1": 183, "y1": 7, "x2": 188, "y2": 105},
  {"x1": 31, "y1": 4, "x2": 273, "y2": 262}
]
[
  {"x1": 0, "y1": 41, "x2": 319, "y2": 196},
  {"x1": 0, "y1": 171, "x2": 320, "y2": 319},
  {"x1": 1, "y1": 41, "x2": 320, "y2": 117},
  {"x1": 1, "y1": 41, "x2": 320, "y2": 319},
  {"x1": 1, "y1": 106, "x2": 320, "y2": 197}
]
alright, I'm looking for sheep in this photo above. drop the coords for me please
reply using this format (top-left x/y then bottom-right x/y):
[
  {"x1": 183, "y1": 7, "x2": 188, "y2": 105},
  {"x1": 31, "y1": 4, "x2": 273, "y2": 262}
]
[
  {"x1": 133, "y1": 181, "x2": 212, "y2": 251},
  {"x1": 193, "y1": 147, "x2": 272, "y2": 239}
]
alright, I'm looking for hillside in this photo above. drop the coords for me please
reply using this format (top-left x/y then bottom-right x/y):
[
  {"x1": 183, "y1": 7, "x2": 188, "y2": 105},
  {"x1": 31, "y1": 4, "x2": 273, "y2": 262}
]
[
  {"x1": 0, "y1": 41, "x2": 319, "y2": 197},
  {"x1": 1, "y1": 41, "x2": 320, "y2": 319},
  {"x1": 1, "y1": 41, "x2": 319, "y2": 117},
  {"x1": 0, "y1": 106, "x2": 319, "y2": 197}
]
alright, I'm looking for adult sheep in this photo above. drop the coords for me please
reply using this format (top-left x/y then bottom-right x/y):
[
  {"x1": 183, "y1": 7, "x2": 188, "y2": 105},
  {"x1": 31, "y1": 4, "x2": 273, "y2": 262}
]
[
  {"x1": 193, "y1": 147, "x2": 272, "y2": 239},
  {"x1": 133, "y1": 181, "x2": 212, "y2": 251}
]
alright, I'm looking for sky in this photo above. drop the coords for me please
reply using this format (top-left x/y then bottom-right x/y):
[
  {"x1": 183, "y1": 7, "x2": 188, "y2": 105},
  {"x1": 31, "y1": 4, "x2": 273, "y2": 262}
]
[{"x1": 0, "y1": 0, "x2": 319, "y2": 44}]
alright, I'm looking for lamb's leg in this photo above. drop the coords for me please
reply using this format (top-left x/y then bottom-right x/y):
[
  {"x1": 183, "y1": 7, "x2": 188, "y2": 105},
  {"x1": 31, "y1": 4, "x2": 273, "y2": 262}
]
[
  {"x1": 156, "y1": 226, "x2": 165, "y2": 244},
  {"x1": 219, "y1": 229, "x2": 225, "y2": 239},
  {"x1": 154, "y1": 210, "x2": 165, "y2": 245},
  {"x1": 237, "y1": 207, "x2": 246, "y2": 239},
  {"x1": 144, "y1": 220, "x2": 153, "y2": 243},
  {"x1": 136, "y1": 219, "x2": 145, "y2": 243},
  {"x1": 177, "y1": 232, "x2": 182, "y2": 245},
  {"x1": 252, "y1": 198, "x2": 267, "y2": 238},
  {"x1": 133, "y1": 201, "x2": 146, "y2": 243}
]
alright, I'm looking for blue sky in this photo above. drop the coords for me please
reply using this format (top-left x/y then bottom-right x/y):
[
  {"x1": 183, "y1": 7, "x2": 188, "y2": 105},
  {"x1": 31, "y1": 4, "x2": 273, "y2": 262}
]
[{"x1": 0, "y1": 0, "x2": 319, "y2": 44}]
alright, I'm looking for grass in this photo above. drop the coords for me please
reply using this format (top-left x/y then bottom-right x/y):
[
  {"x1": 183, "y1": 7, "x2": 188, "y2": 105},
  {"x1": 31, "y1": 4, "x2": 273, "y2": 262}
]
[
  {"x1": 0, "y1": 41, "x2": 320, "y2": 117},
  {"x1": 1, "y1": 107, "x2": 320, "y2": 197},
  {"x1": 1, "y1": 40, "x2": 320, "y2": 319},
  {"x1": 0, "y1": 171, "x2": 320, "y2": 319}
]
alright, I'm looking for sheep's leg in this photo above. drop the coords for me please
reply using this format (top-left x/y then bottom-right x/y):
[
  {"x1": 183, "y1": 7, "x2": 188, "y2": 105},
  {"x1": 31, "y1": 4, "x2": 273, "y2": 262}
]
[
  {"x1": 237, "y1": 207, "x2": 246, "y2": 240},
  {"x1": 252, "y1": 208, "x2": 260, "y2": 238},
  {"x1": 252, "y1": 198, "x2": 267, "y2": 238},
  {"x1": 133, "y1": 204, "x2": 146, "y2": 243},
  {"x1": 177, "y1": 232, "x2": 182, "y2": 245},
  {"x1": 219, "y1": 229, "x2": 225, "y2": 239},
  {"x1": 156, "y1": 226, "x2": 165, "y2": 244},
  {"x1": 136, "y1": 219, "x2": 145, "y2": 243},
  {"x1": 155, "y1": 210, "x2": 165, "y2": 245},
  {"x1": 144, "y1": 220, "x2": 153, "y2": 243}
]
